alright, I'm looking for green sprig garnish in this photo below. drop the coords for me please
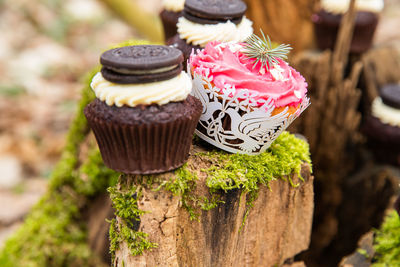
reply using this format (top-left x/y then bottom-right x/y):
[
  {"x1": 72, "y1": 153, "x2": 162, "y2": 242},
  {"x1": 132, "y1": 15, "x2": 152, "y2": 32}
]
[{"x1": 243, "y1": 30, "x2": 292, "y2": 70}]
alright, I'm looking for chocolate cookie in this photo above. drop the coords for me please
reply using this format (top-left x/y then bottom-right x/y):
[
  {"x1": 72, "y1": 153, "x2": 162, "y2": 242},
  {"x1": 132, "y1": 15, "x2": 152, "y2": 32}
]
[
  {"x1": 183, "y1": 0, "x2": 246, "y2": 25},
  {"x1": 380, "y1": 84, "x2": 400, "y2": 109},
  {"x1": 100, "y1": 45, "x2": 184, "y2": 84}
]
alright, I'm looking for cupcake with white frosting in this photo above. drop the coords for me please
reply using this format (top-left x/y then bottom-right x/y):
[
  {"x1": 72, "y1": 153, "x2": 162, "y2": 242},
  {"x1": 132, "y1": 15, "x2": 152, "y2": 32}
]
[
  {"x1": 160, "y1": 0, "x2": 185, "y2": 41},
  {"x1": 363, "y1": 84, "x2": 400, "y2": 166},
  {"x1": 167, "y1": 0, "x2": 253, "y2": 68},
  {"x1": 312, "y1": 0, "x2": 384, "y2": 53},
  {"x1": 84, "y1": 45, "x2": 202, "y2": 174}
]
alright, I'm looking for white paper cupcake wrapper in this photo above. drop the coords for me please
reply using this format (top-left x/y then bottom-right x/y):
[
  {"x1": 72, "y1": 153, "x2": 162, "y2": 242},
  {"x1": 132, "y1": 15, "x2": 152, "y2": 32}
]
[{"x1": 190, "y1": 70, "x2": 310, "y2": 155}]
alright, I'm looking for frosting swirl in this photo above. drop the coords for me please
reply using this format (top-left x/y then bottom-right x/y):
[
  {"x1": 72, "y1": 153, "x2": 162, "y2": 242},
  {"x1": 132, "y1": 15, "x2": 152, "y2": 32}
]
[
  {"x1": 321, "y1": 0, "x2": 384, "y2": 14},
  {"x1": 189, "y1": 42, "x2": 308, "y2": 108},
  {"x1": 177, "y1": 17, "x2": 253, "y2": 48},
  {"x1": 91, "y1": 72, "x2": 192, "y2": 107},
  {"x1": 372, "y1": 97, "x2": 400, "y2": 127},
  {"x1": 162, "y1": 0, "x2": 185, "y2": 12}
]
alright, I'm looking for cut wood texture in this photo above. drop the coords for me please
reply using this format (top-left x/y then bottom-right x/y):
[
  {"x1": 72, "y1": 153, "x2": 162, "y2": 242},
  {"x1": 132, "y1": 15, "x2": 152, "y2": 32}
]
[
  {"x1": 244, "y1": 0, "x2": 318, "y2": 52},
  {"x1": 113, "y1": 147, "x2": 314, "y2": 267}
]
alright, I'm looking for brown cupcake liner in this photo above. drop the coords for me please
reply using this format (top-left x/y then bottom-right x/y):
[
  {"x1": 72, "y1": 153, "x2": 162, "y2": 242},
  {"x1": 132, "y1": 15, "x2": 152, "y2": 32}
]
[
  {"x1": 160, "y1": 9, "x2": 181, "y2": 41},
  {"x1": 84, "y1": 105, "x2": 201, "y2": 174}
]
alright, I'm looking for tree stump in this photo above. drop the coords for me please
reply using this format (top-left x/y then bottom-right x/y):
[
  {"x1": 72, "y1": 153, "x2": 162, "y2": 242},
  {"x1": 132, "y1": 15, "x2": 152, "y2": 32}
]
[{"x1": 112, "y1": 145, "x2": 314, "y2": 267}]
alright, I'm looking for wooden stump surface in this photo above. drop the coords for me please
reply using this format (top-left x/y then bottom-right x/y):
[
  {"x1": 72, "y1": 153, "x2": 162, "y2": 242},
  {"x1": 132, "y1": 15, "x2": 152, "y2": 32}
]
[{"x1": 113, "y1": 146, "x2": 314, "y2": 267}]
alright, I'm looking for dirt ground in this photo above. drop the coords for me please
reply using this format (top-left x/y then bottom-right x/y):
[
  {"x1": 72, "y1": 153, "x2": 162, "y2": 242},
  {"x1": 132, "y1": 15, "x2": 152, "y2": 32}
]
[{"x1": 0, "y1": 0, "x2": 399, "y2": 249}]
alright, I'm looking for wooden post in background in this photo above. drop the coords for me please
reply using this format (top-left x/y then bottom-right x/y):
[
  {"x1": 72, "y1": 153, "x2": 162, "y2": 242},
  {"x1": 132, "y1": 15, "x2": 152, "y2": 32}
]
[{"x1": 244, "y1": 0, "x2": 318, "y2": 52}]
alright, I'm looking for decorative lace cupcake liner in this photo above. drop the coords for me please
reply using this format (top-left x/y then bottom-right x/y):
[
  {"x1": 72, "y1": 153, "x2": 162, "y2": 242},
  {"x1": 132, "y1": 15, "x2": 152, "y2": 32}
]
[{"x1": 190, "y1": 70, "x2": 310, "y2": 155}]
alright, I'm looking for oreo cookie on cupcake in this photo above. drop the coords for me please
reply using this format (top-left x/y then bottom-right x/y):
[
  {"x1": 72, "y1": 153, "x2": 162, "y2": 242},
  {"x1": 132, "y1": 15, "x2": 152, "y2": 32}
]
[
  {"x1": 84, "y1": 45, "x2": 202, "y2": 174},
  {"x1": 312, "y1": 0, "x2": 384, "y2": 53},
  {"x1": 363, "y1": 84, "x2": 400, "y2": 166},
  {"x1": 167, "y1": 0, "x2": 253, "y2": 66},
  {"x1": 160, "y1": 0, "x2": 185, "y2": 41}
]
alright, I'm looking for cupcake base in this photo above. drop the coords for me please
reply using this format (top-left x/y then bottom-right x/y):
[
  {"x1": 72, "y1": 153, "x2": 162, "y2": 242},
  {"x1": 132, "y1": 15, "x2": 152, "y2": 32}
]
[
  {"x1": 313, "y1": 9, "x2": 379, "y2": 54},
  {"x1": 167, "y1": 35, "x2": 201, "y2": 70},
  {"x1": 160, "y1": 9, "x2": 181, "y2": 41},
  {"x1": 84, "y1": 96, "x2": 202, "y2": 174},
  {"x1": 363, "y1": 115, "x2": 400, "y2": 166}
]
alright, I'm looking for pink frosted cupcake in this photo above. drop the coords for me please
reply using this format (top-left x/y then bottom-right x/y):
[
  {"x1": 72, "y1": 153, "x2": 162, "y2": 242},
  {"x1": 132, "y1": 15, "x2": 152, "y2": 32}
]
[{"x1": 189, "y1": 33, "x2": 309, "y2": 154}]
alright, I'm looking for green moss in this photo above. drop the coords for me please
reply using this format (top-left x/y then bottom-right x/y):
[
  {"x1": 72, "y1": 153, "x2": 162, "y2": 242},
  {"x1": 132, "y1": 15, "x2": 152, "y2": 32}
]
[
  {"x1": 74, "y1": 149, "x2": 119, "y2": 197},
  {"x1": 108, "y1": 185, "x2": 158, "y2": 260},
  {"x1": 204, "y1": 131, "x2": 311, "y2": 192},
  {"x1": 357, "y1": 248, "x2": 370, "y2": 259},
  {"x1": 373, "y1": 211, "x2": 400, "y2": 266},
  {"x1": 0, "y1": 193, "x2": 91, "y2": 267}
]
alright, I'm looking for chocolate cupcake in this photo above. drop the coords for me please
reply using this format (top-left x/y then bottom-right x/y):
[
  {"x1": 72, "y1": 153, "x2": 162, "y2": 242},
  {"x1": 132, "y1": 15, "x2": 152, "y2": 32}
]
[
  {"x1": 167, "y1": 0, "x2": 253, "y2": 67},
  {"x1": 160, "y1": 0, "x2": 185, "y2": 41},
  {"x1": 312, "y1": 0, "x2": 384, "y2": 54},
  {"x1": 84, "y1": 45, "x2": 202, "y2": 174},
  {"x1": 363, "y1": 84, "x2": 400, "y2": 166}
]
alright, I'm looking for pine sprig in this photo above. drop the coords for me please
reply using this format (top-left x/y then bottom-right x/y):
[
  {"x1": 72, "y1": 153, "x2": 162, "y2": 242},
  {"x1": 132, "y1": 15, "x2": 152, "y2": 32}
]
[{"x1": 243, "y1": 30, "x2": 292, "y2": 70}]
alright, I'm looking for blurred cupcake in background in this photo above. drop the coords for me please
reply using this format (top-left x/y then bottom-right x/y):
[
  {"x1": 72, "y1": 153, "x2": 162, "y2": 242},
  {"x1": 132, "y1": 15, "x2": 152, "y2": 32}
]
[
  {"x1": 363, "y1": 84, "x2": 400, "y2": 166},
  {"x1": 312, "y1": 0, "x2": 384, "y2": 53},
  {"x1": 160, "y1": 0, "x2": 185, "y2": 41},
  {"x1": 167, "y1": 0, "x2": 253, "y2": 67},
  {"x1": 188, "y1": 32, "x2": 309, "y2": 155}
]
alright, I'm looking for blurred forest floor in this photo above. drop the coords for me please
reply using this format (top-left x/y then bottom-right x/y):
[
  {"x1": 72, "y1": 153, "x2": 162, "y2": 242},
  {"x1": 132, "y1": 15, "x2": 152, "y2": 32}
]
[{"x1": 0, "y1": 0, "x2": 399, "y2": 248}]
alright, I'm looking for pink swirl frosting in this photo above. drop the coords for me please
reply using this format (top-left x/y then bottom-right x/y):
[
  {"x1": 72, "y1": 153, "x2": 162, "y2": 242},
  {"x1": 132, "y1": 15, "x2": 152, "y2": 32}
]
[{"x1": 189, "y1": 42, "x2": 308, "y2": 108}]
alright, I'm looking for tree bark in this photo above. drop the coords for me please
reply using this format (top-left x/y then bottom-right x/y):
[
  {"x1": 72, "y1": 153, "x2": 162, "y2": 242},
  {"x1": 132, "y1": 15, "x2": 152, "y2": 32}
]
[{"x1": 113, "y1": 147, "x2": 314, "y2": 267}]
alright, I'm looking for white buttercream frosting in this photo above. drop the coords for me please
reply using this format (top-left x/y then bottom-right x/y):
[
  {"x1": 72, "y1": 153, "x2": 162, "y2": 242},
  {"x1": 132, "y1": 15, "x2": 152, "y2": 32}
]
[
  {"x1": 91, "y1": 72, "x2": 192, "y2": 107},
  {"x1": 177, "y1": 16, "x2": 253, "y2": 48},
  {"x1": 372, "y1": 97, "x2": 400, "y2": 127},
  {"x1": 321, "y1": 0, "x2": 384, "y2": 14},
  {"x1": 162, "y1": 0, "x2": 185, "y2": 12}
]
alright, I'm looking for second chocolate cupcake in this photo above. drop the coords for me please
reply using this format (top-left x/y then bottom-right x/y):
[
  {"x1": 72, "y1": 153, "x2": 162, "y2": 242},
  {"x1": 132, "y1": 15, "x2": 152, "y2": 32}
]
[
  {"x1": 84, "y1": 45, "x2": 202, "y2": 174},
  {"x1": 160, "y1": 0, "x2": 185, "y2": 41},
  {"x1": 167, "y1": 0, "x2": 253, "y2": 66},
  {"x1": 363, "y1": 84, "x2": 400, "y2": 166}
]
